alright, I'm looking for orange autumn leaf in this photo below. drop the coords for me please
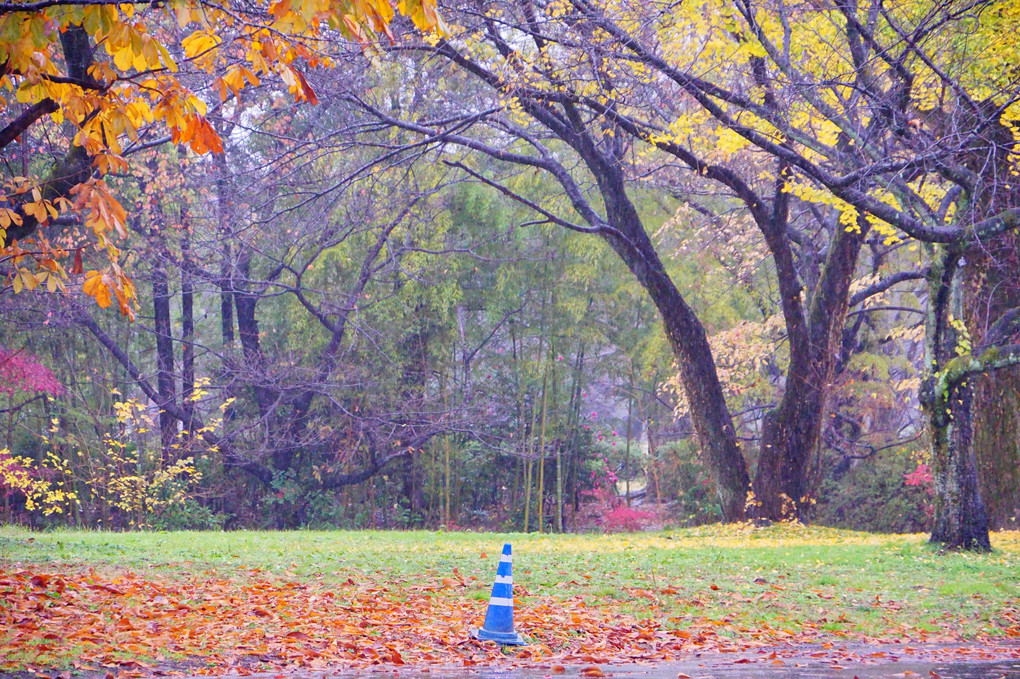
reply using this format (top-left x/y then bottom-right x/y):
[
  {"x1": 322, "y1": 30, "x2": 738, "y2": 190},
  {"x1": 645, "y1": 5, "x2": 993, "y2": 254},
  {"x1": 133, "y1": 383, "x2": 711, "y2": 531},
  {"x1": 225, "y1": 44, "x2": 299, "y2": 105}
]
[{"x1": 82, "y1": 271, "x2": 113, "y2": 309}]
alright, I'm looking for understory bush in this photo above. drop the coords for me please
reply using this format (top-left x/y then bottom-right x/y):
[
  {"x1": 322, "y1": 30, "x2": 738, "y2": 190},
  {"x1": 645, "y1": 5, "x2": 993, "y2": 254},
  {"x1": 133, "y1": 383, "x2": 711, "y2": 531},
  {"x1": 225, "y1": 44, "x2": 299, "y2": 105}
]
[{"x1": 811, "y1": 447, "x2": 932, "y2": 533}]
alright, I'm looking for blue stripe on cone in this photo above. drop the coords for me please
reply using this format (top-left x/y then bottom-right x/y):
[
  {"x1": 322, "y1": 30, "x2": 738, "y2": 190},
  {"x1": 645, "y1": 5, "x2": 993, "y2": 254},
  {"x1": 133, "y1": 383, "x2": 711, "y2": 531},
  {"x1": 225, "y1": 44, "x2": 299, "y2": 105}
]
[{"x1": 474, "y1": 543, "x2": 526, "y2": 645}]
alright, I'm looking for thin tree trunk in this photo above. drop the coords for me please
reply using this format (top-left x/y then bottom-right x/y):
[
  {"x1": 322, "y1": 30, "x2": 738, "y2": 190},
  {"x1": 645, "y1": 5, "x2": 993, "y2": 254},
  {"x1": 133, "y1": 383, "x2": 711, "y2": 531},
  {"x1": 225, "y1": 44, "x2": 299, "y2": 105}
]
[
  {"x1": 369, "y1": 476, "x2": 376, "y2": 529},
  {"x1": 215, "y1": 152, "x2": 235, "y2": 350},
  {"x1": 625, "y1": 373, "x2": 633, "y2": 507},
  {"x1": 152, "y1": 254, "x2": 177, "y2": 460},
  {"x1": 181, "y1": 231, "x2": 195, "y2": 435},
  {"x1": 444, "y1": 431, "x2": 452, "y2": 527},
  {"x1": 567, "y1": 345, "x2": 586, "y2": 527},
  {"x1": 510, "y1": 321, "x2": 525, "y2": 523},
  {"x1": 636, "y1": 377, "x2": 663, "y2": 507},
  {"x1": 537, "y1": 353, "x2": 549, "y2": 533},
  {"x1": 522, "y1": 459, "x2": 532, "y2": 533}
]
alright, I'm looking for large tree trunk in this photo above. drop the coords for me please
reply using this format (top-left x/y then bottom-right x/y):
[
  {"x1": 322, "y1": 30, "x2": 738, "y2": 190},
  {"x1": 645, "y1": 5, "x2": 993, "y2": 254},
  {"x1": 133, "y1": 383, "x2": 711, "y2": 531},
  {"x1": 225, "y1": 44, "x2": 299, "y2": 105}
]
[
  {"x1": 968, "y1": 234, "x2": 1020, "y2": 530},
  {"x1": 932, "y1": 112, "x2": 1016, "y2": 545},
  {"x1": 754, "y1": 215, "x2": 865, "y2": 519},
  {"x1": 927, "y1": 376, "x2": 991, "y2": 550},
  {"x1": 972, "y1": 370, "x2": 1020, "y2": 529},
  {"x1": 595, "y1": 172, "x2": 749, "y2": 521},
  {"x1": 922, "y1": 248, "x2": 991, "y2": 551}
]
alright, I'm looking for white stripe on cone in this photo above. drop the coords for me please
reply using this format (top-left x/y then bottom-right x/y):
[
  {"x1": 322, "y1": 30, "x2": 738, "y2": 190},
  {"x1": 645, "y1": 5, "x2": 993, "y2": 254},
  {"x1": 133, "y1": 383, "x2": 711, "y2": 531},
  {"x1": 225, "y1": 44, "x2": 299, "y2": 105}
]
[
  {"x1": 489, "y1": 597, "x2": 514, "y2": 607},
  {"x1": 494, "y1": 575, "x2": 512, "y2": 584}
]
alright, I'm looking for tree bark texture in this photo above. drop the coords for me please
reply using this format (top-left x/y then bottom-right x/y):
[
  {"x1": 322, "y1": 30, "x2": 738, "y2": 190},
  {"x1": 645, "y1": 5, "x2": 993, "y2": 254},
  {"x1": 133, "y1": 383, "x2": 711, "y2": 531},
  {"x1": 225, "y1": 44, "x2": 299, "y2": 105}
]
[
  {"x1": 181, "y1": 234, "x2": 196, "y2": 433},
  {"x1": 967, "y1": 228, "x2": 1020, "y2": 530},
  {"x1": 927, "y1": 376, "x2": 990, "y2": 551},
  {"x1": 754, "y1": 218, "x2": 866, "y2": 519},
  {"x1": 972, "y1": 370, "x2": 1020, "y2": 529},
  {"x1": 152, "y1": 255, "x2": 177, "y2": 459},
  {"x1": 923, "y1": 248, "x2": 991, "y2": 551},
  {"x1": 595, "y1": 171, "x2": 749, "y2": 521}
]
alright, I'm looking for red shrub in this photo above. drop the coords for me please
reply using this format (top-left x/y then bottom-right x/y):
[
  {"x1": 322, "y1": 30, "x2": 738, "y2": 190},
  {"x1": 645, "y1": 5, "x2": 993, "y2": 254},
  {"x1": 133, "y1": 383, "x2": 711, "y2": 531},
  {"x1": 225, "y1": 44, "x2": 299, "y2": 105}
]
[
  {"x1": 903, "y1": 463, "x2": 933, "y2": 489},
  {"x1": 0, "y1": 347, "x2": 63, "y2": 396},
  {"x1": 604, "y1": 505, "x2": 655, "y2": 533}
]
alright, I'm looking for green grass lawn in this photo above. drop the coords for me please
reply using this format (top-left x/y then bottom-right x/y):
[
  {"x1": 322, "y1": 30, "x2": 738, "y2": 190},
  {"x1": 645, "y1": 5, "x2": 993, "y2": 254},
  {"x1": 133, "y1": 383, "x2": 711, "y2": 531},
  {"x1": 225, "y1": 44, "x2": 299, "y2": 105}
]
[{"x1": 2, "y1": 523, "x2": 1019, "y2": 641}]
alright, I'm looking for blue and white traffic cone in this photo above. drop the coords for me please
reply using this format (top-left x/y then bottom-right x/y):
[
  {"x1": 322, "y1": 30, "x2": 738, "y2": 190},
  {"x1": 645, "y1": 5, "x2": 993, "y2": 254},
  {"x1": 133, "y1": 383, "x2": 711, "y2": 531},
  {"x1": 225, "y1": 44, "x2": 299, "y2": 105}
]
[{"x1": 474, "y1": 543, "x2": 526, "y2": 645}]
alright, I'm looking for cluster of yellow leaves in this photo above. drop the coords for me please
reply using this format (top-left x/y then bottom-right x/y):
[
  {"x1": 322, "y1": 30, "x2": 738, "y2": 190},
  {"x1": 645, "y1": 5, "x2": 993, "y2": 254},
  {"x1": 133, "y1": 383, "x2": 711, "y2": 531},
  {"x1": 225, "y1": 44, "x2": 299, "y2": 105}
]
[
  {"x1": 82, "y1": 265, "x2": 136, "y2": 318},
  {"x1": 783, "y1": 174, "x2": 907, "y2": 245},
  {"x1": 0, "y1": 449, "x2": 77, "y2": 515},
  {"x1": 34, "y1": 394, "x2": 225, "y2": 528},
  {"x1": 106, "y1": 456, "x2": 200, "y2": 529},
  {"x1": 665, "y1": 314, "x2": 786, "y2": 420},
  {"x1": 0, "y1": 177, "x2": 72, "y2": 293}
]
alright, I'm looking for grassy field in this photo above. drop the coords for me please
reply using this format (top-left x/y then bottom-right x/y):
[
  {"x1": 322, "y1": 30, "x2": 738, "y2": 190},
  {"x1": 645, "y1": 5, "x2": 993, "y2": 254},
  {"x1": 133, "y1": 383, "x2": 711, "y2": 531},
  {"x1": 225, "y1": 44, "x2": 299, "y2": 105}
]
[
  {"x1": 4, "y1": 524, "x2": 1020, "y2": 635},
  {"x1": 2, "y1": 524, "x2": 1019, "y2": 672}
]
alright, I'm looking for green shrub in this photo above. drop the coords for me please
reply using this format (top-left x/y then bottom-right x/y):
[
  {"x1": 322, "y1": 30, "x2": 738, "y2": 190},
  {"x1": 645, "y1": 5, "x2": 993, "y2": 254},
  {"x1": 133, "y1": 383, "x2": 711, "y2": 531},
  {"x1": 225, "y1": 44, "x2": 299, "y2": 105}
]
[{"x1": 811, "y1": 448, "x2": 931, "y2": 533}]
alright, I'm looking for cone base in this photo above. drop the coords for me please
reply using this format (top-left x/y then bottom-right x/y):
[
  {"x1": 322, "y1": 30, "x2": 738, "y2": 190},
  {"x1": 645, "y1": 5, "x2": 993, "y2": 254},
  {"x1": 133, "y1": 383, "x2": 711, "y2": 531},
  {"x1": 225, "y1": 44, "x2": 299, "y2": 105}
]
[{"x1": 474, "y1": 628, "x2": 526, "y2": 646}]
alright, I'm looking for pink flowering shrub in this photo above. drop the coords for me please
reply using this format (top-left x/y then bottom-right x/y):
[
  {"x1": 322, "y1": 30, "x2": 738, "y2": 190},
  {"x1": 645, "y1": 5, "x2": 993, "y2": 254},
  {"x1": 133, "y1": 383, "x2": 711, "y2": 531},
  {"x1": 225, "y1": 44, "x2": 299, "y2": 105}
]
[
  {"x1": 0, "y1": 347, "x2": 64, "y2": 396},
  {"x1": 903, "y1": 463, "x2": 933, "y2": 488}
]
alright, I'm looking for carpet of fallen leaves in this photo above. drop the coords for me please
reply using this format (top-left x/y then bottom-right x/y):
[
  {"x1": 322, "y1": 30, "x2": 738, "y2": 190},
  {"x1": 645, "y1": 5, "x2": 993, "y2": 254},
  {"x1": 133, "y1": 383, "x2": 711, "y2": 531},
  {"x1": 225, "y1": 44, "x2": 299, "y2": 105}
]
[{"x1": 2, "y1": 565, "x2": 1019, "y2": 676}]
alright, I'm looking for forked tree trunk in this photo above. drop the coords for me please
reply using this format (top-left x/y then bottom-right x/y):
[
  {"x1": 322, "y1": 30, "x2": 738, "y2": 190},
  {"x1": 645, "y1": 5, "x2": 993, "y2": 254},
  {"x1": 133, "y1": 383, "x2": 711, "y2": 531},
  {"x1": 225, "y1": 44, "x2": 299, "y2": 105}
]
[
  {"x1": 753, "y1": 218, "x2": 865, "y2": 519},
  {"x1": 754, "y1": 404, "x2": 823, "y2": 519}
]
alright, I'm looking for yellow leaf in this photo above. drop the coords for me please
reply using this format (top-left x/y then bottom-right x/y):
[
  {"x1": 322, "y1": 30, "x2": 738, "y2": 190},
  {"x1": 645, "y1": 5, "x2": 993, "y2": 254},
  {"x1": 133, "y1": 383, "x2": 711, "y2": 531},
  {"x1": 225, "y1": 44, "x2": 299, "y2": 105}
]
[
  {"x1": 182, "y1": 30, "x2": 220, "y2": 59},
  {"x1": 112, "y1": 45, "x2": 133, "y2": 71}
]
